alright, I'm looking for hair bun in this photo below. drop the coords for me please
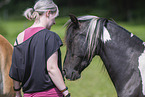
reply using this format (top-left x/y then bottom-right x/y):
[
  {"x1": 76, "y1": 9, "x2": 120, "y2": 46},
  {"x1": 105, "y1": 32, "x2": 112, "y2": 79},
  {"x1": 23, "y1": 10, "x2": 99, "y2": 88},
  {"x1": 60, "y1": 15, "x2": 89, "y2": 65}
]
[{"x1": 23, "y1": 0, "x2": 58, "y2": 21}]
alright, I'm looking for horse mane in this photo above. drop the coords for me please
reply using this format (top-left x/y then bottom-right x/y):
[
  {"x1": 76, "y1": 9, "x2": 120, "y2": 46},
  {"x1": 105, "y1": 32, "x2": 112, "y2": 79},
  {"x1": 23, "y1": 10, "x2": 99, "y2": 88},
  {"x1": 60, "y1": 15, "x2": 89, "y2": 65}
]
[{"x1": 65, "y1": 15, "x2": 108, "y2": 60}]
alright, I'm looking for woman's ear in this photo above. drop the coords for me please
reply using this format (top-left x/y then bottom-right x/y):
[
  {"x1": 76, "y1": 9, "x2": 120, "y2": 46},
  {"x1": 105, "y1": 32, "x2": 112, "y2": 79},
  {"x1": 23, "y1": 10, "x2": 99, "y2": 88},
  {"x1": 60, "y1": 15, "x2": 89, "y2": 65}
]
[{"x1": 46, "y1": 10, "x2": 51, "y2": 17}]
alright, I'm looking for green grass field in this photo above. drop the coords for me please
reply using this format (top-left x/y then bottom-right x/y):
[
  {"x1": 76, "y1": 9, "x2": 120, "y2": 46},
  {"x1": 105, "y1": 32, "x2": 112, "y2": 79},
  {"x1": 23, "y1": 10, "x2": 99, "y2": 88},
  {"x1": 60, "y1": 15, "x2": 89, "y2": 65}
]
[{"x1": 0, "y1": 17, "x2": 145, "y2": 97}]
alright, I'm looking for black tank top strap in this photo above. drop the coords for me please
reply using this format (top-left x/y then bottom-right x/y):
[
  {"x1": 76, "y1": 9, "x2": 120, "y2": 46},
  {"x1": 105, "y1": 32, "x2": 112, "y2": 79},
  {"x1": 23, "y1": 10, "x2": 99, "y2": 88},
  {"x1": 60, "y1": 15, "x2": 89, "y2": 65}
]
[{"x1": 15, "y1": 38, "x2": 18, "y2": 45}]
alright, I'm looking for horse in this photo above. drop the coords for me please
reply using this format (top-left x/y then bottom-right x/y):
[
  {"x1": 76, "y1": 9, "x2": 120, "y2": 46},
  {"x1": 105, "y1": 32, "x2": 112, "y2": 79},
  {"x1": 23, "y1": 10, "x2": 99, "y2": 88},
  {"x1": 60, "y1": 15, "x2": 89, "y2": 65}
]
[
  {"x1": 0, "y1": 34, "x2": 14, "y2": 97},
  {"x1": 63, "y1": 14, "x2": 145, "y2": 97}
]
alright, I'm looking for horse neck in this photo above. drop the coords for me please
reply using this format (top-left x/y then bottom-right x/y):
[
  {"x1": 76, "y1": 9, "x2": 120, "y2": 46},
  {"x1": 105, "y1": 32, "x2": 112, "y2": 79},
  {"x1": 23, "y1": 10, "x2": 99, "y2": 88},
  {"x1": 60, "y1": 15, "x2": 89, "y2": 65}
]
[{"x1": 98, "y1": 21, "x2": 145, "y2": 96}]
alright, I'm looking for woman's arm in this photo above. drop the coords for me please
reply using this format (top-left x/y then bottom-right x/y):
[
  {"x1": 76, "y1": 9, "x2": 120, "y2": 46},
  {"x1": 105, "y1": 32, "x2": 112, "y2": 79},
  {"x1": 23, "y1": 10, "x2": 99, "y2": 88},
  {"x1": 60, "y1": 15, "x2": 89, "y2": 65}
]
[
  {"x1": 13, "y1": 80, "x2": 22, "y2": 97},
  {"x1": 47, "y1": 51, "x2": 69, "y2": 96}
]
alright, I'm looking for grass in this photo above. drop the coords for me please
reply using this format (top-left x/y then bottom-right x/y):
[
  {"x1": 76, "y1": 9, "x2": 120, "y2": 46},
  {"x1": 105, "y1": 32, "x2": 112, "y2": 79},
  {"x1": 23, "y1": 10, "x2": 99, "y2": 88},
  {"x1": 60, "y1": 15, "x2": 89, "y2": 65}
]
[{"x1": 0, "y1": 17, "x2": 145, "y2": 97}]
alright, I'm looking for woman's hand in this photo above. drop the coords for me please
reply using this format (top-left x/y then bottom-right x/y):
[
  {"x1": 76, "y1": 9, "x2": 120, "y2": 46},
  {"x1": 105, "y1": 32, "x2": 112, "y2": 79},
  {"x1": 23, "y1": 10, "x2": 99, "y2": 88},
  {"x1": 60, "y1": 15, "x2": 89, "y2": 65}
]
[
  {"x1": 15, "y1": 91, "x2": 22, "y2": 97},
  {"x1": 64, "y1": 92, "x2": 71, "y2": 97}
]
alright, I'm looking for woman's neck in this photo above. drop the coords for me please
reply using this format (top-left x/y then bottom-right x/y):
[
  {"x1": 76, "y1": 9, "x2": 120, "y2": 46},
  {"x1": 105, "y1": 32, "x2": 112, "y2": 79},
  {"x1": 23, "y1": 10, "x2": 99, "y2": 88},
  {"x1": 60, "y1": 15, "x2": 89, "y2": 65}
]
[
  {"x1": 31, "y1": 21, "x2": 46, "y2": 28},
  {"x1": 31, "y1": 15, "x2": 47, "y2": 28}
]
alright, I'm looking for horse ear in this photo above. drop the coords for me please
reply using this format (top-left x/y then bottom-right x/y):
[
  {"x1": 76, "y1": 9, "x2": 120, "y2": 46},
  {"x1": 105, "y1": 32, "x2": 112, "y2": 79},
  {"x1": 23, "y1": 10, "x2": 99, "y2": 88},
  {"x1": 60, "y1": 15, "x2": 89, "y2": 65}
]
[{"x1": 69, "y1": 14, "x2": 79, "y2": 29}]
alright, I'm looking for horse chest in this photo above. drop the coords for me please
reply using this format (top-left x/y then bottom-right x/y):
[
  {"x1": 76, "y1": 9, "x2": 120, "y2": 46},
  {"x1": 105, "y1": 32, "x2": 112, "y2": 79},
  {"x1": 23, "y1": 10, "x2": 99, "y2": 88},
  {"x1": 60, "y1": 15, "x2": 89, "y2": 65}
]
[{"x1": 138, "y1": 44, "x2": 145, "y2": 95}]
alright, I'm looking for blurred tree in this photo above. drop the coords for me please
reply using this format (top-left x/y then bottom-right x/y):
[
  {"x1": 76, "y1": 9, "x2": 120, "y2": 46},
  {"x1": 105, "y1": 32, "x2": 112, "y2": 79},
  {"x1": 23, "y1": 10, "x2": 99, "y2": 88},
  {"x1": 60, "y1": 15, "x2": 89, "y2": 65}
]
[
  {"x1": 109, "y1": 0, "x2": 136, "y2": 20},
  {"x1": 56, "y1": 0, "x2": 96, "y2": 7},
  {"x1": 0, "y1": 0, "x2": 11, "y2": 8},
  {"x1": 0, "y1": 0, "x2": 145, "y2": 21}
]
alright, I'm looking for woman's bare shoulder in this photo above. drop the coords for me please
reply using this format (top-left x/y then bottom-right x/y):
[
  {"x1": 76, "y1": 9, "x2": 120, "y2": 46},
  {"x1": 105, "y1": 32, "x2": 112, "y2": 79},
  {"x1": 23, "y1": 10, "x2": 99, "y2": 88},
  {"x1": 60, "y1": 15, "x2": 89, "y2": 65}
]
[{"x1": 14, "y1": 31, "x2": 25, "y2": 46}]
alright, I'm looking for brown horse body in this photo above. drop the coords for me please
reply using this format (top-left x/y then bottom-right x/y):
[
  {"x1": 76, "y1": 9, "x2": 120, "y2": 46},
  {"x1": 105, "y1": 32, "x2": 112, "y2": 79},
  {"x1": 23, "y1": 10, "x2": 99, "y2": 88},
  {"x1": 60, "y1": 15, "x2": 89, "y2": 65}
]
[{"x1": 0, "y1": 35, "x2": 14, "y2": 96}]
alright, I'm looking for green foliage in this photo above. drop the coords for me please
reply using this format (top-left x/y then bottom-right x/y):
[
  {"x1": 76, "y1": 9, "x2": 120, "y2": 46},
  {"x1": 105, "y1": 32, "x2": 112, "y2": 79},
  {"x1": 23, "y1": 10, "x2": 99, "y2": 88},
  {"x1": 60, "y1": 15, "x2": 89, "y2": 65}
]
[{"x1": 0, "y1": 17, "x2": 145, "y2": 97}]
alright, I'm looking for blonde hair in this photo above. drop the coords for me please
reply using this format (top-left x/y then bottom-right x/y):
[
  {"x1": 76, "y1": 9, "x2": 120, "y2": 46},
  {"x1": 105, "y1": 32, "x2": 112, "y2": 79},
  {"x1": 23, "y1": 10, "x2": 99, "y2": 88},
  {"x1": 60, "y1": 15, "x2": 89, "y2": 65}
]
[{"x1": 23, "y1": 0, "x2": 59, "y2": 21}]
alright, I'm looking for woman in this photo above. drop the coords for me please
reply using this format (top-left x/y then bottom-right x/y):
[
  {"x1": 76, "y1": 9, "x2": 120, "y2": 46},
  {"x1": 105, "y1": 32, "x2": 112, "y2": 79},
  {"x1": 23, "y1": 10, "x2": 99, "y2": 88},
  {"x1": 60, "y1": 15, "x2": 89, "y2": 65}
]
[{"x1": 9, "y1": 0, "x2": 70, "y2": 97}]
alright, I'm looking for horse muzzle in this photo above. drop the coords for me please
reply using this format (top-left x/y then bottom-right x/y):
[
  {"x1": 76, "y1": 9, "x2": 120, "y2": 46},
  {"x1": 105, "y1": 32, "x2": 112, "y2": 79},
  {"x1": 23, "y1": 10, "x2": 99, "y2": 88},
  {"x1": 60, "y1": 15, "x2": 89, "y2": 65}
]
[{"x1": 63, "y1": 69, "x2": 81, "y2": 81}]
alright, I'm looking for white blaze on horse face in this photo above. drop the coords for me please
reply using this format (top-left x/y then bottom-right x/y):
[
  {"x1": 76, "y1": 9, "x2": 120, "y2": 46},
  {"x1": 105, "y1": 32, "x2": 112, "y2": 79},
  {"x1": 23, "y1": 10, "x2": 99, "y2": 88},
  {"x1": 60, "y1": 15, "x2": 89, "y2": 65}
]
[
  {"x1": 103, "y1": 27, "x2": 111, "y2": 43},
  {"x1": 138, "y1": 49, "x2": 145, "y2": 95}
]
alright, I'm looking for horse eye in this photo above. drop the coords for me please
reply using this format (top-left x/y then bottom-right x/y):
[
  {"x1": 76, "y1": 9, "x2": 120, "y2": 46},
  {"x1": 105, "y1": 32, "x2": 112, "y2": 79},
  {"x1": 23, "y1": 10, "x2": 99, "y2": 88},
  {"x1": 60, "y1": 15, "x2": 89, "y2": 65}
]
[
  {"x1": 72, "y1": 54, "x2": 74, "y2": 57},
  {"x1": 69, "y1": 40, "x2": 71, "y2": 43}
]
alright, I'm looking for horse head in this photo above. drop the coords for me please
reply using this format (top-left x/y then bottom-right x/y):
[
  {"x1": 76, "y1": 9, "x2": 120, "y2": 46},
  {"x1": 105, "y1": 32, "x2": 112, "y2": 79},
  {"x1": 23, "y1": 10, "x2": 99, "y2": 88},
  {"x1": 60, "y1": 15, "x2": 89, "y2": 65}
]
[{"x1": 63, "y1": 15, "x2": 107, "y2": 80}]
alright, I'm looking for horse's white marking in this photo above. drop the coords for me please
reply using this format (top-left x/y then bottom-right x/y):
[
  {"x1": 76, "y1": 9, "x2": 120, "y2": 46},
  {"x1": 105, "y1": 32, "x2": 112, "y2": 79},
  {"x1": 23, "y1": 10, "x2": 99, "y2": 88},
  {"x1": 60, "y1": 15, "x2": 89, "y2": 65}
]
[
  {"x1": 130, "y1": 33, "x2": 134, "y2": 37},
  {"x1": 103, "y1": 27, "x2": 111, "y2": 43},
  {"x1": 138, "y1": 49, "x2": 145, "y2": 95}
]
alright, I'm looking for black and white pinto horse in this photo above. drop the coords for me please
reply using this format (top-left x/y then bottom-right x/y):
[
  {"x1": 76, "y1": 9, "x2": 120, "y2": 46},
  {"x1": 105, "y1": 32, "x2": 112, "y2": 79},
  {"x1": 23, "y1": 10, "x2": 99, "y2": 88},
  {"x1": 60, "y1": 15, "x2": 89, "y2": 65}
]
[{"x1": 63, "y1": 15, "x2": 145, "y2": 97}]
